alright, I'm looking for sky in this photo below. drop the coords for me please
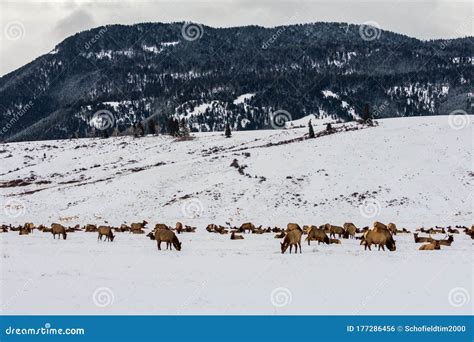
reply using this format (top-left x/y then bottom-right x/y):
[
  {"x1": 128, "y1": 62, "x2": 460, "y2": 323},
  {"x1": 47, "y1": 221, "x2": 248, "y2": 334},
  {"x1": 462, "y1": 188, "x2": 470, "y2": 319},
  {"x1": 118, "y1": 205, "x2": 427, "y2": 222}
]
[{"x1": 0, "y1": 0, "x2": 472, "y2": 76}]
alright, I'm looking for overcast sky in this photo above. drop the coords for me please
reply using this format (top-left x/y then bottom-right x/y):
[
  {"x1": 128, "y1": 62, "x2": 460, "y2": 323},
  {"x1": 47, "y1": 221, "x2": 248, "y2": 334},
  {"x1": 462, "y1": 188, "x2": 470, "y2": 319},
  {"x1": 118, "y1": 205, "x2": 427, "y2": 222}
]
[{"x1": 0, "y1": 0, "x2": 472, "y2": 76}]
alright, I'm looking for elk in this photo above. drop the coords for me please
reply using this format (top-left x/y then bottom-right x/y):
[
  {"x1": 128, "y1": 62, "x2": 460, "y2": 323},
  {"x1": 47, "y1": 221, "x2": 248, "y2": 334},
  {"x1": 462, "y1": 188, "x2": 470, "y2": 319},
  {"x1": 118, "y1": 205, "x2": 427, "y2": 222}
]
[
  {"x1": 437, "y1": 235, "x2": 454, "y2": 247},
  {"x1": 281, "y1": 228, "x2": 303, "y2": 254},
  {"x1": 305, "y1": 226, "x2": 330, "y2": 245},
  {"x1": 419, "y1": 240, "x2": 441, "y2": 250},
  {"x1": 343, "y1": 223, "x2": 357, "y2": 239},
  {"x1": 155, "y1": 228, "x2": 182, "y2": 251},
  {"x1": 240, "y1": 222, "x2": 255, "y2": 233},
  {"x1": 413, "y1": 233, "x2": 433, "y2": 243},
  {"x1": 130, "y1": 220, "x2": 148, "y2": 233},
  {"x1": 323, "y1": 224, "x2": 345, "y2": 238},
  {"x1": 230, "y1": 232, "x2": 244, "y2": 240},
  {"x1": 51, "y1": 223, "x2": 67, "y2": 240},
  {"x1": 361, "y1": 228, "x2": 396, "y2": 251},
  {"x1": 98, "y1": 226, "x2": 115, "y2": 242},
  {"x1": 274, "y1": 232, "x2": 286, "y2": 239}
]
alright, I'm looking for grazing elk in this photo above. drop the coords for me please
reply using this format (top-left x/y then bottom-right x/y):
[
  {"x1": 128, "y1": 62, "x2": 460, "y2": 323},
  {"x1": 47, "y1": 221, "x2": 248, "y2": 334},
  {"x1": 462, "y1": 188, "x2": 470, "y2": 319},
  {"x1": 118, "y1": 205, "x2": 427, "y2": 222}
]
[
  {"x1": 280, "y1": 228, "x2": 303, "y2": 254},
  {"x1": 98, "y1": 226, "x2": 115, "y2": 242},
  {"x1": 155, "y1": 228, "x2": 182, "y2": 251},
  {"x1": 305, "y1": 226, "x2": 330, "y2": 245},
  {"x1": 146, "y1": 232, "x2": 155, "y2": 240},
  {"x1": 240, "y1": 222, "x2": 255, "y2": 234},
  {"x1": 361, "y1": 228, "x2": 396, "y2": 251},
  {"x1": 329, "y1": 238, "x2": 341, "y2": 244},
  {"x1": 51, "y1": 223, "x2": 67, "y2": 240},
  {"x1": 343, "y1": 223, "x2": 357, "y2": 239},
  {"x1": 230, "y1": 232, "x2": 244, "y2": 240},
  {"x1": 419, "y1": 240, "x2": 441, "y2": 250}
]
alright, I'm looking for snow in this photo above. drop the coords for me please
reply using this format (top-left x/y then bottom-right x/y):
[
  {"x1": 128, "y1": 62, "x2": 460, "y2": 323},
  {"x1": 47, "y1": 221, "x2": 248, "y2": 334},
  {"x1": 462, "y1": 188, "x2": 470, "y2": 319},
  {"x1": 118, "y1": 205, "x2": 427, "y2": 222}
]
[
  {"x1": 233, "y1": 93, "x2": 255, "y2": 105},
  {"x1": 0, "y1": 116, "x2": 472, "y2": 315},
  {"x1": 284, "y1": 113, "x2": 335, "y2": 128},
  {"x1": 322, "y1": 90, "x2": 339, "y2": 99}
]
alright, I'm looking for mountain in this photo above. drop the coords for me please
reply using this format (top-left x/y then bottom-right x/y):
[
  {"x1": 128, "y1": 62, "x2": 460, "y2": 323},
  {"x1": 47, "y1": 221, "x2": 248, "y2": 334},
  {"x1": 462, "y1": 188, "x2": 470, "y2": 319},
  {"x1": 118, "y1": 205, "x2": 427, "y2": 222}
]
[{"x1": 0, "y1": 21, "x2": 472, "y2": 142}]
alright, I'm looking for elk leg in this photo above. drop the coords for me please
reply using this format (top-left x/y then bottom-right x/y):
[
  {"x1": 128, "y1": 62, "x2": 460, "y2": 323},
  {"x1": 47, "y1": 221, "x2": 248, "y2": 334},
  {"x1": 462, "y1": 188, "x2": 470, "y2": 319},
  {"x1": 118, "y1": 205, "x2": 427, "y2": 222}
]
[
  {"x1": 298, "y1": 242, "x2": 302, "y2": 253},
  {"x1": 157, "y1": 240, "x2": 162, "y2": 250}
]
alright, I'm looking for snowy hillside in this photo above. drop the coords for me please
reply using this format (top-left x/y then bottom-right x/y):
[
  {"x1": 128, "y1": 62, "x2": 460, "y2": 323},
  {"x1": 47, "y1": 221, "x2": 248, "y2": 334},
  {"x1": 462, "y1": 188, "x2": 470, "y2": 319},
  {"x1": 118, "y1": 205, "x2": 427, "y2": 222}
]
[{"x1": 0, "y1": 115, "x2": 472, "y2": 315}]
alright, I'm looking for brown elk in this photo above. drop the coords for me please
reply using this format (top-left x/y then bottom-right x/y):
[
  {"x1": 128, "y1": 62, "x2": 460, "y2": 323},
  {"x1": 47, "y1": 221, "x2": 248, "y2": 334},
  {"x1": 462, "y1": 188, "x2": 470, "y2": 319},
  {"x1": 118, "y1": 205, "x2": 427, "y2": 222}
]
[
  {"x1": 361, "y1": 228, "x2": 396, "y2": 251},
  {"x1": 240, "y1": 222, "x2": 255, "y2": 233},
  {"x1": 131, "y1": 220, "x2": 148, "y2": 233},
  {"x1": 98, "y1": 226, "x2": 115, "y2": 242},
  {"x1": 155, "y1": 228, "x2": 182, "y2": 251},
  {"x1": 274, "y1": 232, "x2": 286, "y2": 239},
  {"x1": 413, "y1": 233, "x2": 433, "y2": 243},
  {"x1": 329, "y1": 238, "x2": 341, "y2": 244},
  {"x1": 85, "y1": 224, "x2": 97, "y2": 232},
  {"x1": 437, "y1": 235, "x2": 454, "y2": 246},
  {"x1": 286, "y1": 223, "x2": 303, "y2": 232},
  {"x1": 343, "y1": 223, "x2": 357, "y2": 239},
  {"x1": 281, "y1": 228, "x2": 303, "y2": 254},
  {"x1": 175, "y1": 222, "x2": 183, "y2": 234},
  {"x1": 387, "y1": 223, "x2": 397, "y2": 235},
  {"x1": 305, "y1": 226, "x2": 330, "y2": 245},
  {"x1": 51, "y1": 223, "x2": 67, "y2": 240},
  {"x1": 19, "y1": 227, "x2": 30, "y2": 235},
  {"x1": 155, "y1": 223, "x2": 170, "y2": 231},
  {"x1": 230, "y1": 232, "x2": 244, "y2": 240},
  {"x1": 419, "y1": 240, "x2": 441, "y2": 250},
  {"x1": 323, "y1": 224, "x2": 345, "y2": 238}
]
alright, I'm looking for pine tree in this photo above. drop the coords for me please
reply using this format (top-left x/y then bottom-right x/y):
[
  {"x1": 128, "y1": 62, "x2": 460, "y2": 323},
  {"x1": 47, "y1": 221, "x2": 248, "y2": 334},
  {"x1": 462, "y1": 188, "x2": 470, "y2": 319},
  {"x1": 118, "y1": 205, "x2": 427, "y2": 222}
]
[
  {"x1": 179, "y1": 118, "x2": 190, "y2": 137},
  {"x1": 148, "y1": 118, "x2": 156, "y2": 135},
  {"x1": 225, "y1": 122, "x2": 231, "y2": 138},
  {"x1": 308, "y1": 120, "x2": 315, "y2": 138},
  {"x1": 326, "y1": 122, "x2": 332, "y2": 132},
  {"x1": 362, "y1": 103, "x2": 372, "y2": 124}
]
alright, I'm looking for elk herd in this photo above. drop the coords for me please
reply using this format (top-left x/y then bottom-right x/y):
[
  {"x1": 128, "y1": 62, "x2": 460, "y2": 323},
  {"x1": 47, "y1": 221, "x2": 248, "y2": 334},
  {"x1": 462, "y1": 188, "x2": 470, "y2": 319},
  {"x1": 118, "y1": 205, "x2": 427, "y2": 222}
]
[{"x1": 1, "y1": 220, "x2": 472, "y2": 254}]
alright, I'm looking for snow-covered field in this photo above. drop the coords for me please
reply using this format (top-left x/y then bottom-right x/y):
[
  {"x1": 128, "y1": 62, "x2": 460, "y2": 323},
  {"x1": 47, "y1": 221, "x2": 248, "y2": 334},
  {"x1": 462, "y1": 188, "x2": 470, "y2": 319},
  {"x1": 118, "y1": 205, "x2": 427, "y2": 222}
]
[{"x1": 0, "y1": 115, "x2": 472, "y2": 315}]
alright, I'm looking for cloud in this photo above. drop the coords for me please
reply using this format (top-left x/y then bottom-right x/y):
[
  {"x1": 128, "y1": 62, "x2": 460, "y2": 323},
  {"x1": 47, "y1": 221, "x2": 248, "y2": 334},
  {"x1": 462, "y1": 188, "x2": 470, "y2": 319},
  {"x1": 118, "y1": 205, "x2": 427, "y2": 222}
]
[{"x1": 52, "y1": 8, "x2": 96, "y2": 40}]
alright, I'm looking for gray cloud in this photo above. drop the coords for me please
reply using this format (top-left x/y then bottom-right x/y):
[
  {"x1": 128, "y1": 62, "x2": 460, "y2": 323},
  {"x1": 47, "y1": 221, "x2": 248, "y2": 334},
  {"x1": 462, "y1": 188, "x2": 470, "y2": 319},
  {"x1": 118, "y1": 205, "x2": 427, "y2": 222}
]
[{"x1": 52, "y1": 8, "x2": 96, "y2": 40}]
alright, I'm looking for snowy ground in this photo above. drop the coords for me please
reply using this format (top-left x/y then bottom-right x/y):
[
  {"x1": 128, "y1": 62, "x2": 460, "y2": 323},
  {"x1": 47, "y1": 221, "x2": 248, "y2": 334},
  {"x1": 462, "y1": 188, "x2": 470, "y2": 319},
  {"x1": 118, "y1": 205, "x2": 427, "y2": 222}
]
[{"x1": 0, "y1": 115, "x2": 472, "y2": 315}]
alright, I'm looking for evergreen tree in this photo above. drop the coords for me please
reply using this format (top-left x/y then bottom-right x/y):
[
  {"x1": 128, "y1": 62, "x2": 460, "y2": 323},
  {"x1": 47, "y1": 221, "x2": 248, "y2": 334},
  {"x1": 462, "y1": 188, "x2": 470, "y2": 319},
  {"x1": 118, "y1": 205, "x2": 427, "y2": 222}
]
[
  {"x1": 362, "y1": 103, "x2": 373, "y2": 124},
  {"x1": 308, "y1": 120, "x2": 315, "y2": 138},
  {"x1": 179, "y1": 118, "x2": 190, "y2": 137},
  {"x1": 326, "y1": 122, "x2": 332, "y2": 132},
  {"x1": 148, "y1": 118, "x2": 156, "y2": 135},
  {"x1": 225, "y1": 122, "x2": 232, "y2": 138}
]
